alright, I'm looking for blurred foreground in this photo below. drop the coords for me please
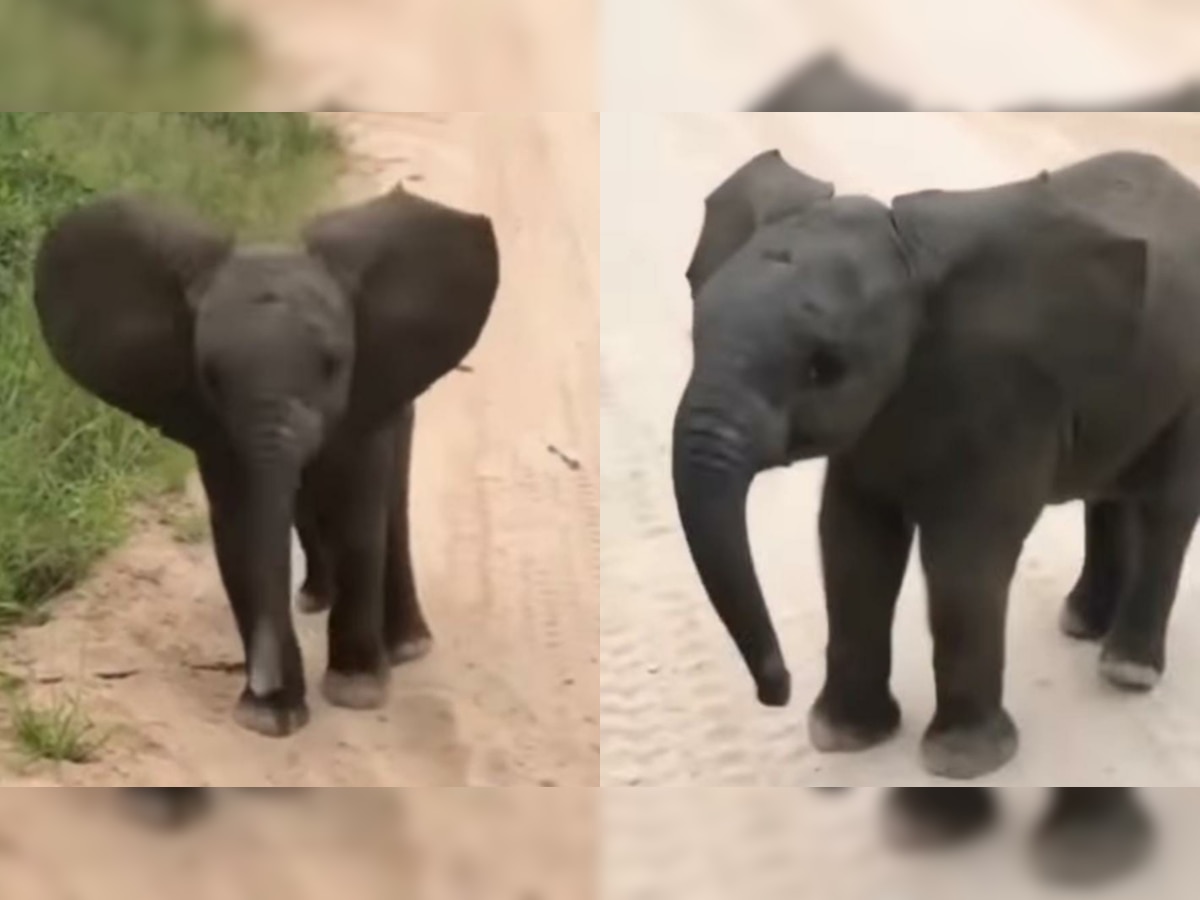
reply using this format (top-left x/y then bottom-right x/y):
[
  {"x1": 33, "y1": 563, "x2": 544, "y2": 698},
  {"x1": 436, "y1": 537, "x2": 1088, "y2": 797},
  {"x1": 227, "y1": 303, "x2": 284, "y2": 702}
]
[
  {"x1": 605, "y1": 788, "x2": 1200, "y2": 900},
  {"x1": 0, "y1": 788, "x2": 595, "y2": 900}
]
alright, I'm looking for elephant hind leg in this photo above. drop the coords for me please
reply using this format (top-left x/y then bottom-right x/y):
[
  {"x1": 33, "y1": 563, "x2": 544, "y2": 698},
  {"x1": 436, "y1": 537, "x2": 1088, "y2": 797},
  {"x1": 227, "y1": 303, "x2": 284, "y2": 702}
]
[
  {"x1": 1061, "y1": 500, "x2": 1138, "y2": 641},
  {"x1": 295, "y1": 487, "x2": 334, "y2": 614},
  {"x1": 1102, "y1": 408, "x2": 1200, "y2": 689},
  {"x1": 384, "y1": 405, "x2": 432, "y2": 666}
]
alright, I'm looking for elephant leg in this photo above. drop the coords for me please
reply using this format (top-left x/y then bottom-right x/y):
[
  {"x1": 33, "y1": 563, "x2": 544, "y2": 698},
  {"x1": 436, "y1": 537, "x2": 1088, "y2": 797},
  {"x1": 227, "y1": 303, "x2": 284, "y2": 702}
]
[
  {"x1": 384, "y1": 406, "x2": 433, "y2": 665},
  {"x1": 1061, "y1": 500, "x2": 1139, "y2": 640},
  {"x1": 199, "y1": 447, "x2": 309, "y2": 736},
  {"x1": 295, "y1": 490, "x2": 334, "y2": 614},
  {"x1": 918, "y1": 507, "x2": 1037, "y2": 779},
  {"x1": 808, "y1": 464, "x2": 912, "y2": 753},
  {"x1": 883, "y1": 788, "x2": 999, "y2": 849},
  {"x1": 1101, "y1": 409, "x2": 1200, "y2": 690},
  {"x1": 1032, "y1": 788, "x2": 1153, "y2": 886},
  {"x1": 1100, "y1": 501, "x2": 1197, "y2": 689},
  {"x1": 310, "y1": 431, "x2": 392, "y2": 710}
]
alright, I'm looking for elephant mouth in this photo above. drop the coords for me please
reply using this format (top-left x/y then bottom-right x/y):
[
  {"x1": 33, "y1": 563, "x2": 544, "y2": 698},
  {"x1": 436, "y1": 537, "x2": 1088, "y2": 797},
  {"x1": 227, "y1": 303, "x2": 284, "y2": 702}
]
[{"x1": 785, "y1": 423, "x2": 826, "y2": 461}]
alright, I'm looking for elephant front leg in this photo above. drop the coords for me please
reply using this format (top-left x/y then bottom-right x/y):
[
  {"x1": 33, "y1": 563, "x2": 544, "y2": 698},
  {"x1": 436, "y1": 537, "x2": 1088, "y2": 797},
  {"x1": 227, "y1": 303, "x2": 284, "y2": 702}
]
[
  {"x1": 384, "y1": 407, "x2": 433, "y2": 665},
  {"x1": 1032, "y1": 788, "x2": 1154, "y2": 886},
  {"x1": 918, "y1": 513, "x2": 1032, "y2": 779},
  {"x1": 200, "y1": 449, "x2": 309, "y2": 737},
  {"x1": 1061, "y1": 500, "x2": 1139, "y2": 640},
  {"x1": 310, "y1": 433, "x2": 392, "y2": 711},
  {"x1": 808, "y1": 466, "x2": 912, "y2": 753}
]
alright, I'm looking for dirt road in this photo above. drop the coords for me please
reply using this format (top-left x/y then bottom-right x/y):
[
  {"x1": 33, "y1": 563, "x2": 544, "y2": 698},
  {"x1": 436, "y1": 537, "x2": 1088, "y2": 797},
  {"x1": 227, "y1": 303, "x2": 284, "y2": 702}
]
[
  {"x1": 0, "y1": 10, "x2": 599, "y2": 785},
  {"x1": 600, "y1": 112, "x2": 1200, "y2": 786},
  {"x1": 603, "y1": 0, "x2": 1200, "y2": 110}
]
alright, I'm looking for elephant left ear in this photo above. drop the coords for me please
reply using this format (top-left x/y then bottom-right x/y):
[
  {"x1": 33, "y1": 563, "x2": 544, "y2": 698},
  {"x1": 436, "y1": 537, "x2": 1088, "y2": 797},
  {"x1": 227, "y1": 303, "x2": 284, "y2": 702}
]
[
  {"x1": 303, "y1": 185, "x2": 500, "y2": 427},
  {"x1": 686, "y1": 150, "x2": 834, "y2": 297}
]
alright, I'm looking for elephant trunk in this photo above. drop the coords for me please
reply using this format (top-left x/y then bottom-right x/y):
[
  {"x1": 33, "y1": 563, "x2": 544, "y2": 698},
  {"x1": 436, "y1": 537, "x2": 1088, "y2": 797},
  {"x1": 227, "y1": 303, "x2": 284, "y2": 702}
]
[
  {"x1": 240, "y1": 418, "x2": 304, "y2": 699},
  {"x1": 672, "y1": 380, "x2": 791, "y2": 706}
]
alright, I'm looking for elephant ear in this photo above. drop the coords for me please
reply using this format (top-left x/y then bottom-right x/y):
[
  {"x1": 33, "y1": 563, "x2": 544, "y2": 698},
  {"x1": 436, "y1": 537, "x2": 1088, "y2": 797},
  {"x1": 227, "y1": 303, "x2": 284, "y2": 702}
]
[
  {"x1": 303, "y1": 184, "x2": 499, "y2": 429},
  {"x1": 686, "y1": 149, "x2": 834, "y2": 297},
  {"x1": 891, "y1": 175, "x2": 1148, "y2": 407},
  {"x1": 33, "y1": 195, "x2": 233, "y2": 444}
]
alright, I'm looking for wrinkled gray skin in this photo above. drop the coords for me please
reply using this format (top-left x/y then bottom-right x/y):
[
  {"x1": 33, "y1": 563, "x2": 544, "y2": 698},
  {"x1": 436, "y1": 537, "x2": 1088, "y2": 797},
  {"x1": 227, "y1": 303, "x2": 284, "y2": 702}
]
[
  {"x1": 749, "y1": 51, "x2": 1200, "y2": 111},
  {"x1": 674, "y1": 149, "x2": 1200, "y2": 778},
  {"x1": 34, "y1": 186, "x2": 499, "y2": 737}
]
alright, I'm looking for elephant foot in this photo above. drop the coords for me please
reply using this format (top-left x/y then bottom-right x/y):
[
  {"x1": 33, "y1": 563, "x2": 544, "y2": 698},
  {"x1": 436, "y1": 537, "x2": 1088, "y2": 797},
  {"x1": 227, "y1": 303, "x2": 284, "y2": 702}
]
[
  {"x1": 233, "y1": 690, "x2": 310, "y2": 737},
  {"x1": 883, "y1": 788, "x2": 998, "y2": 850},
  {"x1": 387, "y1": 634, "x2": 433, "y2": 666},
  {"x1": 295, "y1": 585, "x2": 333, "y2": 614},
  {"x1": 807, "y1": 691, "x2": 901, "y2": 753},
  {"x1": 1032, "y1": 793, "x2": 1154, "y2": 887},
  {"x1": 322, "y1": 669, "x2": 389, "y2": 710},
  {"x1": 920, "y1": 707, "x2": 1017, "y2": 779},
  {"x1": 1058, "y1": 597, "x2": 1110, "y2": 641},
  {"x1": 1099, "y1": 642, "x2": 1163, "y2": 692}
]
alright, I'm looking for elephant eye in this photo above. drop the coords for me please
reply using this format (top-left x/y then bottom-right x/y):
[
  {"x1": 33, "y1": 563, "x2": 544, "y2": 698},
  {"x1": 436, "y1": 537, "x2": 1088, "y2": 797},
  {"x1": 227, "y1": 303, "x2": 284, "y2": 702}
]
[
  {"x1": 320, "y1": 351, "x2": 341, "y2": 379},
  {"x1": 200, "y1": 361, "x2": 222, "y2": 396},
  {"x1": 803, "y1": 347, "x2": 846, "y2": 389}
]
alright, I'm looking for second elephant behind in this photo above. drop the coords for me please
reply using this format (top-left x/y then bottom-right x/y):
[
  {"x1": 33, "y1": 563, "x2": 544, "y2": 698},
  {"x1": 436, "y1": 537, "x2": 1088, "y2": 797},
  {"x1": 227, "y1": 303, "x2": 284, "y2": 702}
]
[{"x1": 674, "y1": 148, "x2": 1200, "y2": 778}]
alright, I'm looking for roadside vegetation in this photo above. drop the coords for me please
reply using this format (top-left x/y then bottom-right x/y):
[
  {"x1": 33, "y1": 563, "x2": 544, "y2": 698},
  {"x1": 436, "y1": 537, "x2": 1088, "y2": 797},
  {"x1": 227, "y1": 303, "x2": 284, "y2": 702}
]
[{"x1": 0, "y1": 113, "x2": 338, "y2": 625}]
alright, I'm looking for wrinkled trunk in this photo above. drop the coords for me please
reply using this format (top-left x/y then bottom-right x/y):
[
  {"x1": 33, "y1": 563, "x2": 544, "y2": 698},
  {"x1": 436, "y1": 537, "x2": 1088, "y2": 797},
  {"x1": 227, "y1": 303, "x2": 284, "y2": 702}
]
[
  {"x1": 241, "y1": 441, "x2": 303, "y2": 701},
  {"x1": 672, "y1": 383, "x2": 791, "y2": 706}
]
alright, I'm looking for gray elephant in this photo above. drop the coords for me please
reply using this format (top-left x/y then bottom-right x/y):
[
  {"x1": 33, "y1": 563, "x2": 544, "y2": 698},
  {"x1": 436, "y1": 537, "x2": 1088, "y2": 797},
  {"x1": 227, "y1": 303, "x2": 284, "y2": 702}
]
[
  {"x1": 33, "y1": 185, "x2": 499, "y2": 736},
  {"x1": 673, "y1": 148, "x2": 1200, "y2": 777}
]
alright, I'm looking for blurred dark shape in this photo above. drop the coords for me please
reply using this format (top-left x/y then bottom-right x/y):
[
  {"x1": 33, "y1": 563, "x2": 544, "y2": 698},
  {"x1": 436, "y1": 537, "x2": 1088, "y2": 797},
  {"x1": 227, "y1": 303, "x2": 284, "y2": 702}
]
[
  {"x1": 883, "y1": 787, "x2": 998, "y2": 851},
  {"x1": 750, "y1": 51, "x2": 1200, "y2": 111},
  {"x1": 122, "y1": 787, "x2": 214, "y2": 829},
  {"x1": 1031, "y1": 788, "x2": 1156, "y2": 888},
  {"x1": 750, "y1": 52, "x2": 914, "y2": 111},
  {"x1": 1013, "y1": 79, "x2": 1200, "y2": 111}
]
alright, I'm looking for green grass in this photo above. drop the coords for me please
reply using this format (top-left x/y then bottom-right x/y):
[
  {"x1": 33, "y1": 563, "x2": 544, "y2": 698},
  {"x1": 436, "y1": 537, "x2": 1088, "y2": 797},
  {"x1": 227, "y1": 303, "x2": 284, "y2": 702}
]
[
  {"x1": 9, "y1": 692, "x2": 107, "y2": 763},
  {"x1": 0, "y1": 113, "x2": 339, "y2": 623},
  {"x1": 0, "y1": 0, "x2": 250, "y2": 110}
]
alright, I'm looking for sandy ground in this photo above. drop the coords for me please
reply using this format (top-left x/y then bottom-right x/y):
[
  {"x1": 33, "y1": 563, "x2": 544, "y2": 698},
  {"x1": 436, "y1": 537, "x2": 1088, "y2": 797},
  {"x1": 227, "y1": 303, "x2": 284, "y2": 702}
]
[
  {"x1": 0, "y1": 788, "x2": 595, "y2": 900},
  {"x1": 603, "y1": 0, "x2": 1200, "y2": 110},
  {"x1": 600, "y1": 112, "x2": 1200, "y2": 786},
  {"x1": 605, "y1": 788, "x2": 1200, "y2": 900},
  {"x1": 0, "y1": 9, "x2": 599, "y2": 785}
]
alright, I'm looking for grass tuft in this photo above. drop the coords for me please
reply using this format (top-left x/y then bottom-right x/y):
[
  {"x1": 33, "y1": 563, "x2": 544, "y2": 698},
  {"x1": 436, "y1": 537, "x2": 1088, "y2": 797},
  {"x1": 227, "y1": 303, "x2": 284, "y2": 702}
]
[{"x1": 10, "y1": 693, "x2": 108, "y2": 763}]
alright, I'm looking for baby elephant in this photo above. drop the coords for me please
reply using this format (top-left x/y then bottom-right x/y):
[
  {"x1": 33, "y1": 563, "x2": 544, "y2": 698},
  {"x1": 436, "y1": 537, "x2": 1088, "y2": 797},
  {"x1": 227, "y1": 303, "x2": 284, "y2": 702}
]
[
  {"x1": 34, "y1": 185, "x2": 499, "y2": 736},
  {"x1": 883, "y1": 788, "x2": 1154, "y2": 887},
  {"x1": 674, "y1": 148, "x2": 1200, "y2": 777}
]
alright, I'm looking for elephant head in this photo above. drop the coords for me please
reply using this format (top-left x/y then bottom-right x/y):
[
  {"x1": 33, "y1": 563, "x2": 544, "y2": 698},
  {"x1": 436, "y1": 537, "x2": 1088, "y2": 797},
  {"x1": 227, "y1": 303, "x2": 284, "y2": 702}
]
[
  {"x1": 33, "y1": 185, "x2": 498, "y2": 660},
  {"x1": 674, "y1": 150, "x2": 1147, "y2": 706}
]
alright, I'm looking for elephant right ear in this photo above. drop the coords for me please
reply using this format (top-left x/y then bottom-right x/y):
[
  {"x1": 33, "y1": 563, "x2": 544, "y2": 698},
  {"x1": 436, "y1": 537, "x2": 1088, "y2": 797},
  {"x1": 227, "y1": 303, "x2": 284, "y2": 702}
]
[
  {"x1": 686, "y1": 149, "x2": 834, "y2": 297},
  {"x1": 303, "y1": 185, "x2": 500, "y2": 429},
  {"x1": 33, "y1": 196, "x2": 233, "y2": 444}
]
